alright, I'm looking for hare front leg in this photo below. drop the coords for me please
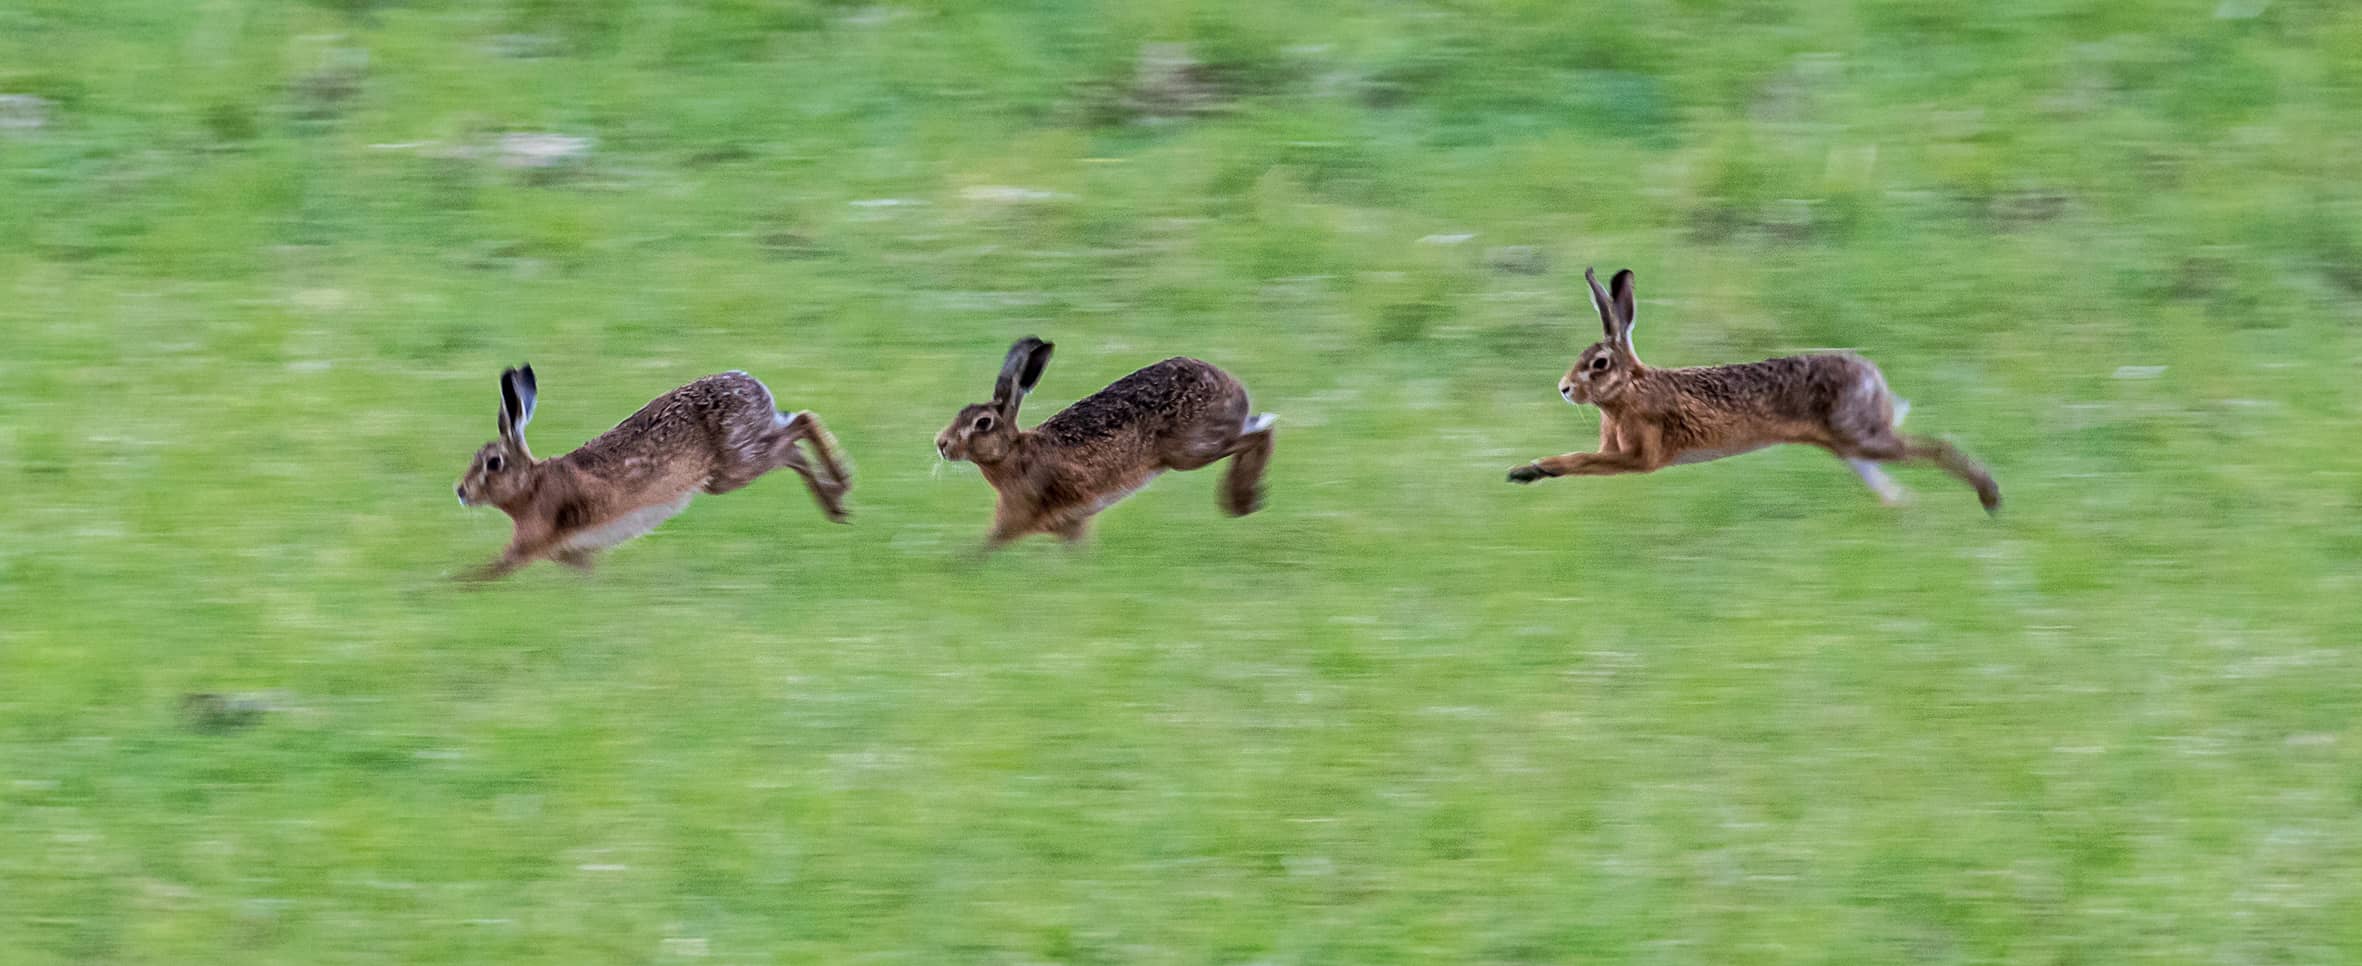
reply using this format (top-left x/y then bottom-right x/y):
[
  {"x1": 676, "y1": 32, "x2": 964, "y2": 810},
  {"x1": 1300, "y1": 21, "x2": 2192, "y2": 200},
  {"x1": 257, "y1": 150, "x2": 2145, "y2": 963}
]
[
  {"x1": 462, "y1": 524, "x2": 557, "y2": 581},
  {"x1": 463, "y1": 553, "x2": 529, "y2": 581},
  {"x1": 979, "y1": 500, "x2": 1041, "y2": 556},
  {"x1": 1050, "y1": 517, "x2": 1093, "y2": 546},
  {"x1": 1508, "y1": 425, "x2": 1664, "y2": 484},
  {"x1": 1508, "y1": 450, "x2": 1659, "y2": 483},
  {"x1": 978, "y1": 523, "x2": 1025, "y2": 557}
]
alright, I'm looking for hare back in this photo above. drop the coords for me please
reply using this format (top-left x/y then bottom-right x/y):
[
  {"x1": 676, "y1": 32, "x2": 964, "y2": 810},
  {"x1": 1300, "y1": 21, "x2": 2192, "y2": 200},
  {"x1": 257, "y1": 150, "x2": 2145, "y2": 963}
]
[
  {"x1": 1644, "y1": 353, "x2": 1895, "y2": 451},
  {"x1": 561, "y1": 371, "x2": 784, "y2": 483},
  {"x1": 993, "y1": 358, "x2": 1250, "y2": 516},
  {"x1": 1036, "y1": 357, "x2": 1250, "y2": 460}
]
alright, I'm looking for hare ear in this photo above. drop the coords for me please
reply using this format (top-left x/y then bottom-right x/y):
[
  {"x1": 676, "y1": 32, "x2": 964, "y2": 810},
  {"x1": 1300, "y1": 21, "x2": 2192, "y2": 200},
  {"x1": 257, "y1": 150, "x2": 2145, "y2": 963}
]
[
  {"x1": 1584, "y1": 267, "x2": 1619, "y2": 342},
  {"x1": 1609, "y1": 269, "x2": 1637, "y2": 342},
  {"x1": 499, "y1": 365, "x2": 537, "y2": 442},
  {"x1": 992, "y1": 337, "x2": 1054, "y2": 418}
]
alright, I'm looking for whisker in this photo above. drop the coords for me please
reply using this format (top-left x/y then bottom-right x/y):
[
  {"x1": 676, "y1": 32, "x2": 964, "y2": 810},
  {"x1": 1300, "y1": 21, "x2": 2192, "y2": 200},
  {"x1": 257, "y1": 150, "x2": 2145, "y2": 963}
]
[{"x1": 1574, "y1": 402, "x2": 1600, "y2": 432}]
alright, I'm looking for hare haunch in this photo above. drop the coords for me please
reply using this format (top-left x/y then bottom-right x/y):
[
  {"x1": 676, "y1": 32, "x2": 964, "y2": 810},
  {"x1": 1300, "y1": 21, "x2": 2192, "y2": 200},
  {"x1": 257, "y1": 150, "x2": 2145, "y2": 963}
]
[
  {"x1": 936, "y1": 337, "x2": 1275, "y2": 552},
  {"x1": 1508, "y1": 268, "x2": 2000, "y2": 513},
  {"x1": 455, "y1": 365, "x2": 851, "y2": 579}
]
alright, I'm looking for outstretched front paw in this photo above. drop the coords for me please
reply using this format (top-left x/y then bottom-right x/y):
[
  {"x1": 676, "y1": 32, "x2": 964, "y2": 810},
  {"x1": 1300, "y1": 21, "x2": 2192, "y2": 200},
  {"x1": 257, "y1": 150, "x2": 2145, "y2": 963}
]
[
  {"x1": 1506, "y1": 463, "x2": 1552, "y2": 484},
  {"x1": 454, "y1": 564, "x2": 509, "y2": 584}
]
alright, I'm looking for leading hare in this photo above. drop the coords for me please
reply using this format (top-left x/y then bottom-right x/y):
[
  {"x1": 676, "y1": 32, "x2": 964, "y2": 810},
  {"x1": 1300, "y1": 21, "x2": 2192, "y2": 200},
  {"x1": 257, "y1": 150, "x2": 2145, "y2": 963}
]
[{"x1": 1508, "y1": 268, "x2": 2000, "y2": 513}]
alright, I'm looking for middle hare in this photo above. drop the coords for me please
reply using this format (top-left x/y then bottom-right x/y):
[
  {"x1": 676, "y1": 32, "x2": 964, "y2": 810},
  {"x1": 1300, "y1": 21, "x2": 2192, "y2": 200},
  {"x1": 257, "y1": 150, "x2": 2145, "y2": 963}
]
[{"x1": 937, "y1": 337, "x2": 1275, "y2": 552}]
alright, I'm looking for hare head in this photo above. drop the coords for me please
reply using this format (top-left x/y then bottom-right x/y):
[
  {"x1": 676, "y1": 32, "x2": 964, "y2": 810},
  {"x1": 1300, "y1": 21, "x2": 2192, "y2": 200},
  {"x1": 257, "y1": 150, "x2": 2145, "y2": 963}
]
[
  {"x1": 1560, "y1": 267, "x2": 1643, "y2": 407},
  {"x1": 456, "y1": 365, "x2": 538, "y2": 508},
  {"x1": 937, "y1": 337, "x2": 1053, "y2": 465}
]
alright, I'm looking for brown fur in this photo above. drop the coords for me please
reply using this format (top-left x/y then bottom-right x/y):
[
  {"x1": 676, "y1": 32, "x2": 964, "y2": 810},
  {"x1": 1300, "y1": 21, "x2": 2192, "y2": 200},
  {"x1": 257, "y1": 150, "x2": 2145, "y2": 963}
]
[
  {"x1": 1508, "y1": 267, "x2": 2001, "y2": 513},
  {"x1": 455, "y1": 367, "x2": 851, "y2": 579},
  {"x1": 936, "y1": 337, "x2": 1275, "y2": 552}
]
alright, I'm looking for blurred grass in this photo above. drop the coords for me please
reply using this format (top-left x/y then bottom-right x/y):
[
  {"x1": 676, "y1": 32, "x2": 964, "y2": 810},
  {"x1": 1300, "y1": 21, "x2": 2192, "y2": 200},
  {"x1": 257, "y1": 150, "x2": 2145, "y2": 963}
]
[{"x1": 4, "y1": 0, "x2": 2362, "y2": 962}]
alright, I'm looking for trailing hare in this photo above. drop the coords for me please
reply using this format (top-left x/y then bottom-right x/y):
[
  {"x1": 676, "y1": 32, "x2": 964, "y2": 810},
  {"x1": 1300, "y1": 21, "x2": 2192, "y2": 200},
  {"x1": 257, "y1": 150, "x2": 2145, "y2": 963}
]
[
  {"x1": 936, "y1": 337, "x2": 1275, "y2": 552},
  {"x1": 1508, "y1": 268, "x2": 2001, "y2": 512},
  {"x1": 455, "y1": 365, "x2": 851, "y2": 579}
]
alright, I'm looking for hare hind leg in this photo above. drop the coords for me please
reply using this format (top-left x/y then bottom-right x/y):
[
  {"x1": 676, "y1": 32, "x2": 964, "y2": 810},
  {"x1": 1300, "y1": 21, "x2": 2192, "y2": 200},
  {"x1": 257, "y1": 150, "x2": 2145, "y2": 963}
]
[
  {"x1": 772, "y1": 446, "x2": 849, "y2": 523},
  {"x1": 1841, "y1": 433, "x2": 2000, "y2": 514},
  {"x1": 761, "y1": 411, "x2": 850, "y2": 523},
  {"x1": 1220, "y1": 414, "x2": 1275, "y2": 517},
  {"x1": 781, "y1": 411, "x2": 852, "y2": 493},
  {"x1": 1845, "y1": 459, "x2": 1909, "y2": 506},
  {"x1": 1907, "y1": 435, "x2": 2001, "y2": 514}
]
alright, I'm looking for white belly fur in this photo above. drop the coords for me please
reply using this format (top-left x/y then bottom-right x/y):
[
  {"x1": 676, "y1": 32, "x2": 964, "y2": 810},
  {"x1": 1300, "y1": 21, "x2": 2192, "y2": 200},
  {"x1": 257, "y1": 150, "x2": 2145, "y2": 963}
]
[
  {"x1": 559, "y1": 494, "x2": 694, "y2": 552},
  {"x1": 1671, "y1": 442, "x2": 1771, "y2": 466},
  {"x1": 1092, "y1": 472, "x2": 1161, "y2": 514}
]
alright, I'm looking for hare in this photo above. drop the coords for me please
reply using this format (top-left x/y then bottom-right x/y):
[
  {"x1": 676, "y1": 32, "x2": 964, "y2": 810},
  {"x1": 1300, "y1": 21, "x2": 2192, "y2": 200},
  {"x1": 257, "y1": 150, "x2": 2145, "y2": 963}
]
[
  {"x1": 454, "y1": 365, "x2": 851, "y2": 579},
  {"x1": 1508, "y1": 267, "x2": 2001, "y2": 513},
  {"x1": 935, "y1": 337, "x2": 1275, "y2": 552}
]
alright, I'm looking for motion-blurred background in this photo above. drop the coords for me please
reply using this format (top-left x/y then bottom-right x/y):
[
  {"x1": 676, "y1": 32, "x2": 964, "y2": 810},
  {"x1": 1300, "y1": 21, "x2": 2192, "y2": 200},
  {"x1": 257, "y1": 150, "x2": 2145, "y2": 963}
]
[{"x1": 4, "y1": 0, "x2": 2359, "y2": 961}]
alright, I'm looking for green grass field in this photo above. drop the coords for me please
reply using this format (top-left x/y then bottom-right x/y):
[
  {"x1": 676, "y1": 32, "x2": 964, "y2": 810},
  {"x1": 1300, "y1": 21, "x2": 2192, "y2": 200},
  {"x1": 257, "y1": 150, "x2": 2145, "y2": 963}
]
[{"x1": 5, "y1": 0, "x2": 2362, "y2": 961}]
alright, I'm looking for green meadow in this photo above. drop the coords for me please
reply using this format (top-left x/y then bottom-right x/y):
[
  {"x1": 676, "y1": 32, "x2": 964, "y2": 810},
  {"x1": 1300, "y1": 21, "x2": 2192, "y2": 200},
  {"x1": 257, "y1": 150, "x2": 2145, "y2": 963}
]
[{"x1": 4, "y1": 0, "x2": 2360, "y2": 961}]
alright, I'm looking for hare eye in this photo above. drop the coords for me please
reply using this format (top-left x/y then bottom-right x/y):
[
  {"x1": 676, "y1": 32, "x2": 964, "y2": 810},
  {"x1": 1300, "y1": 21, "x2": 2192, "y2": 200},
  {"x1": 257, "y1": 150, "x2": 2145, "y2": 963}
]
[
  {"x1": 973, "y1": 415, "x2": 995, "y2": 433},
  {"x1": 485, "y1": 455, "x2": 506, "y2": 472},
  {"x1": 1591, "y1": 356, "x2": 1610, "y2": 371}
]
